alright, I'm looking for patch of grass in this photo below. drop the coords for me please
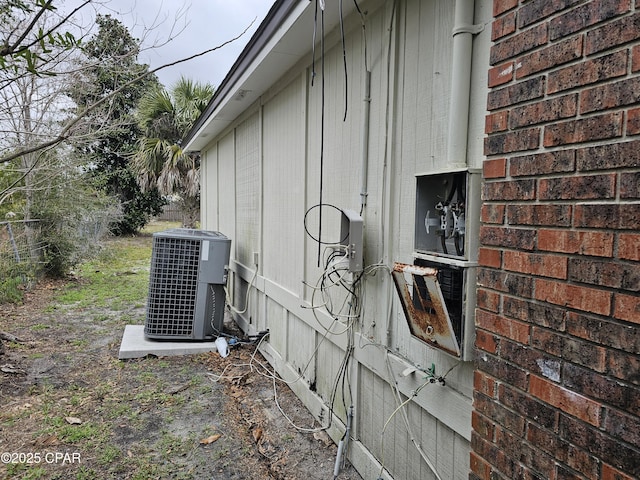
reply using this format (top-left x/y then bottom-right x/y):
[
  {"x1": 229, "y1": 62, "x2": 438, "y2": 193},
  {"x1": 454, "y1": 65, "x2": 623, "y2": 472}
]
[
  {"x1": 52, "y1": 237, "x2": 154, "y2": 312},
  {"x1": 75, "y1": 467, "x2": 99, "y2": 480},
  {"x1": 98, "y1": 445, "x2": 121, "y2": 465},
  {"x1": 141, "y1": 221, "x2": 181, "y2": 235},
  {"x1": 31, "y1": 323, "x2": 50, "y2": 331},
  {"x1": 5, "y1": 463, "x2": 46, "y2": 479},
  {"x1": 57, "y1": 422, "x2": 107, "y2": 444}
]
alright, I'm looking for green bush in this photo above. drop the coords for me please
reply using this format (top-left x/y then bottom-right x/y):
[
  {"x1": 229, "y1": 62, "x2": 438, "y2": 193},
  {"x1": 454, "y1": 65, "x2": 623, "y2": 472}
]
[
  {"x1": 0, "y1": 260, "x2": 34, "y2": 303},
  {"x1": 32, "y1": 183, "x2": 121, "y2": 278}
]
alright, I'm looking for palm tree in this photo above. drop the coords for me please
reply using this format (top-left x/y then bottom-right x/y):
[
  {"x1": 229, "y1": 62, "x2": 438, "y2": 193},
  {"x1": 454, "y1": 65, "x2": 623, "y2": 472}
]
[{"x1": 131, "y1": 77, "x2": 214, "y2": 228}]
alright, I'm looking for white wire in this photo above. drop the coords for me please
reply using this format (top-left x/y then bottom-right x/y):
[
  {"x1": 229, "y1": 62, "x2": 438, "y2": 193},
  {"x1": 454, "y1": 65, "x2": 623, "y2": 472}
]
[
  {"x1": 207, "y1": 333, "x2": 330, "y2": 434},
  {"x1": 224, "y1": 262, "x2": 258, "y2": 315},
  {"x1": 378, "y1": 354, "x2": 441, "y2": 480}
]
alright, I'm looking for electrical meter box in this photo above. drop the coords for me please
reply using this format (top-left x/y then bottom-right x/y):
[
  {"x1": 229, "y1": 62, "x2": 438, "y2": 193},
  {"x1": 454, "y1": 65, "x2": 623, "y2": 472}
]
[
  {"x1": 415, "y1": 170, "x2": 480, "y2": 259},
  {"x1": 393, "y1": 169, "x2": 480, "y2": 361}
]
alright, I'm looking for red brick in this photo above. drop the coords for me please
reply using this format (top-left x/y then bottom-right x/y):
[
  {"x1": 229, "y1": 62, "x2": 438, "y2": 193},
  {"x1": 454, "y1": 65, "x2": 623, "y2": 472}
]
[
  {"x1": 568, "y1": 257, "x2": 640, "y2": 290},
  {"x1": 563, "y1": 362, "x2": 640, "y2": 417},
  {"x1": 492, "y1": 11, "x2": 516, "y2": 41},
  {"x1": 563, "y1": 337, "x2": 607, "y2": 373},
  {"x1": 480, "y1": 203, "x2": 505, "y2": 224},
  {"x1": 518, "y1": 0, "x2": 584, "y2": 29},
  {"x1": 574, "y1": 204, "x2": 640, "y2": 230},
  {"x1": 537, "y1": 229, "x2": 614, "y2": 257},
  {"x1": 535, "y1": 278, "x2": 612, "y2": 315},
  {"x1": 478, "y1": 353, "x2": 529, "y2": 392},
  {"x1": 548, "y1": 0, "x2": 631, "y2": 41},
  {"x1": 633, "y1": 45, "x2": 640, "y2": 73},
  {"x1": 483, "y1": 158, "x2": 507, "y2": 178},
  {"x1": 479, "y1": 397, "x2": 527, "y2": 436},
  {"x1": 585, "y1": 12, "x2": 640, "y2": 56},
  {"x1": 618, "y1": 233, "x2": 640, "y2": 261},
  {"x1": 620, "y1": 171, "x2": 640, "y2": 199},
  {"x1": 547, "y1": 50, "x2": 628, "y2": 94},
  {"x1": 602, "y1": 463, "x2": 636, "y2": 480},
  {"x1": 483, "y1": 179, "x2": 536, "y2": 201},
  {"x1": 472, "y1": 433, "x2": 519, "y2": 479},
  {"x1": 627, "y1": 107, "x2": 640, "y2": 135},
  {"x1": 489, "y1": 62, "x2": 514, "y2": 87},
  {"x1": 479, "y1": 247, "x2": 502, "y2": 268},
  {"x1": 529, "y1": 422, "x2": 600, "y2": 479},
  {"x1": 501, "y1": 339, "x2": 561, "y2": 378},
  {"x1": 576, "y1": 140, "x2": 640, "y2": 171},
  {"x1": 487, "y1": 76, "x2": 545, "y2": 110},
  {"x1": 474, "y1": 370, "x2": 497, "y2": 398},
  {"x1": 581, "y1": 77, "x2": 640, "y2": 114},
  {"x1": 495, "y1": 426, "x2": 555, "y2": 478},
  {"x1": 543, "y1": 112, "x2": 623, "y2": 147},
  {"x1": 538, "y1": 174, "x2": 616, "y2": 200},
  {"x1": 603, "y1": 406, "x2": 640, "y2": 445},
  {"x1": 531, "y1": 327, "x2": 564, "y2": 357},
  {"x1": 510, "y1": 150, "x2": 575, "y2": 176},
  {"x1": 477, "y1": 288, "x2": 501, "y2": 312},
  {"x1": 490, "y1": 23, "x2": 548, "y2": 65},
  {"x1": 503, "y1": 251, "x2": 568, "y2": 279},
  {"x1": 500, "y1": 386, "x2": 557, "y2": 432},
  {"x1": 493, "y1": 0, "x2": 518, "y2": 17},
  {"x1": 559, "y1": 414, "x2": 640, "y2": 475},
  {"x1": 480, "y1": 226, "x2": 537, "y2": 250},
  {"x1": 614, "y1": 292, "x2": 640, "y2": 325},
  {"x1": 485, "y1": 111, "x2": 509, "y2": 134},
  {"x1": 478, "y1": 269, "x2": 534, "y2": 298},
  {"x1": 607, "y1": 349, "x2": 640, "y2": 385},
  {"x1": 515, "y1": 36, "x2": 583, "y2": 79},
  {"x1": 504, "y1": 296, "x2": 567, "y2": 330},
  {"x1": 510, "y1": 94, "x2": 577, "y2": 129},
  {"x1": 485, "y1": 128, "x2": 540, "y2": 155},
  {"x1": 529, "y1": 375, "x2": 602, "y2": 426},
  {"x1": 566, "y1": 312, "x2": 640, "y2": 352},
  {"x1": 470, "y1": 451, "x2": 492, "y2": 479},
  {"x1": 506, "y1": 204, "x2": 572, "y2": 227},
  {"x1": 476, "y1": 309, "x2": 531, "y2": 344},
  {"x1": 475, "y1": 329, "x2": 499, "y2": 354}
]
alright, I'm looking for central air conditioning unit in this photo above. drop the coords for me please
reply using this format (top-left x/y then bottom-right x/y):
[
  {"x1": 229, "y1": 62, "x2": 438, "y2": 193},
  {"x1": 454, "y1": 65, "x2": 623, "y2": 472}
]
[{"x1": 144, "y1": 228, "x2": 231, "y2": 341}]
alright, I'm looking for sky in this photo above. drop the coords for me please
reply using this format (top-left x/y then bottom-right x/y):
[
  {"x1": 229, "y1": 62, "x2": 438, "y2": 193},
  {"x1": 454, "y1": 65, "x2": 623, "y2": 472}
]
[{"x1": 91, "y1": 0, "x2": 275, "y2": 88}]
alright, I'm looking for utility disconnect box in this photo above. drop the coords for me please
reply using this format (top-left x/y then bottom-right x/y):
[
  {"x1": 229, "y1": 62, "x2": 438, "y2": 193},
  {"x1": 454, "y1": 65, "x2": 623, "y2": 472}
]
[{"x1": 393, "y1": 169, "x2": 480, "y2": 361}]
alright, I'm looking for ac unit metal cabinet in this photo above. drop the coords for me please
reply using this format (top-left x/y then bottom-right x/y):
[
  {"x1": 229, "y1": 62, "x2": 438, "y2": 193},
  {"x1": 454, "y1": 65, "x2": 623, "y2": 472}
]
[{"x1": 144, "y1": 228, "x2": 231, "y2": 341}]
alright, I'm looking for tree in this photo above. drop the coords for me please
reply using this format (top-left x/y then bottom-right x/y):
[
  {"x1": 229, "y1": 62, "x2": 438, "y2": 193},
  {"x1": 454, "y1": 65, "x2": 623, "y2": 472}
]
[
  {"x1": 68, "y1": 14, "x2": 165, "y2": 235},
  {"x1": 0, "y1": 0, "x2": 84, "y2": 76},
  {"x1": 132, "y1": 78, "x2": 214, "y2": 228}
]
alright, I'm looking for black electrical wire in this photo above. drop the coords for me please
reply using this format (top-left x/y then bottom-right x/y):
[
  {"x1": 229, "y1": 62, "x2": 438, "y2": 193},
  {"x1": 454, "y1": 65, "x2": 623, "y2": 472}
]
[
  {"x1": 303, "y1": 203, "x2": 349, "y2": 245},
  {"x1": 339, "y1": 0, "x2": 348, "y2": 121},
  {"x1": 317, "y1": 1, "x2": 326, "y2": 267},
  {"x1": 311, "y1": 0, "x2": 318, "y2": 86}
]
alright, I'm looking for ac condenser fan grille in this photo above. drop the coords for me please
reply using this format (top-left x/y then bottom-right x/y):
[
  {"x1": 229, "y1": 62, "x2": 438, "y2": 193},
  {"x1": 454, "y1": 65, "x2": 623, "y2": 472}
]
[{"x1": 145, "y1": 236, "x2": 201, "y2": 337}]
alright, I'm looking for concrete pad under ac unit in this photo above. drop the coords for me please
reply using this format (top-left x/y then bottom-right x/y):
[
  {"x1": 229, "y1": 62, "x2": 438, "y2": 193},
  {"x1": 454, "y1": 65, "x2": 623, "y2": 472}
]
[{"x1": 118, "y1": 324, "x2": 218, "y2": 360}]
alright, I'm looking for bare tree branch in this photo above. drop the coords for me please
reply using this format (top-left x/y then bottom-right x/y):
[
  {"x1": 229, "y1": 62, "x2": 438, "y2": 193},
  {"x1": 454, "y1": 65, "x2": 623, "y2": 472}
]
[{"x1": 0, "y1": 19, "x2": 254, "y2": 168}]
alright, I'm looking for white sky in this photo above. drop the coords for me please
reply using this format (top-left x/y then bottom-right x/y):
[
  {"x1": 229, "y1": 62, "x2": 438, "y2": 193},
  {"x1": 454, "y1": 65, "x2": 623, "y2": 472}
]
[{"x1": 91, "y1": 0, "x2": 274, "y2": 88}]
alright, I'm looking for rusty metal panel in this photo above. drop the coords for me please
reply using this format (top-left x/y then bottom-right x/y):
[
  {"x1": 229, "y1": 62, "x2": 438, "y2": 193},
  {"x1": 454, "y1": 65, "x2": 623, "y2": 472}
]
[{"x1": 391, "y1": 262, "x2": 461, "y2": 357}]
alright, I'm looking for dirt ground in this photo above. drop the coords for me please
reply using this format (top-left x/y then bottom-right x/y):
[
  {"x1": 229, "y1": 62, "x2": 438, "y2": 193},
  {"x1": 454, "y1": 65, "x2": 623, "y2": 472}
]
[{"x1": 0, "y1": 242, "x2": 362, "y2": 479}]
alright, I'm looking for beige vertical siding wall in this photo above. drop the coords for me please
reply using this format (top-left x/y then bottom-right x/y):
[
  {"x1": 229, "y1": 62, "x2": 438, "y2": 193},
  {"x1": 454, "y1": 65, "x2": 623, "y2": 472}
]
[{"x1": 198, "y1": 1, "x2": 492, "y2": 478}]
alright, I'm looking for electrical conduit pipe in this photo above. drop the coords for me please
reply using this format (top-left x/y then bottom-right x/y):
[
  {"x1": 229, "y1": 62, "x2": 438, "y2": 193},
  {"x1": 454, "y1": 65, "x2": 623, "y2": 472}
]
[{"x1": 447, "y1": 0, "x2": 483, "y2": 168}]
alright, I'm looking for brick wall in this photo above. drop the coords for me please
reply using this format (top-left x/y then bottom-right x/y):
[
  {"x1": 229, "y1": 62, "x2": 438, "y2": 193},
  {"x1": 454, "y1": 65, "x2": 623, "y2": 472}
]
[{"x1": 472, "y1": 1, "x2": 640, "y2": 479}]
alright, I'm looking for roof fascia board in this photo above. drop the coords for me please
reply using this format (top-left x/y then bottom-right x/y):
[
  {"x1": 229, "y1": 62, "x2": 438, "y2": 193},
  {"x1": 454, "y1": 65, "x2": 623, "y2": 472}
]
[{"x1": 184, "y1": 0, "x2": 304, "y2": 150}]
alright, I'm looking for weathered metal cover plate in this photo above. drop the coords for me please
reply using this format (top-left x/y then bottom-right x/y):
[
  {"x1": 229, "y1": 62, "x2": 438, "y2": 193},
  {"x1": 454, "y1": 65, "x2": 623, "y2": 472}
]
[{"x1": 391, "y1": 262, "x2": 461, "y2": 357}]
